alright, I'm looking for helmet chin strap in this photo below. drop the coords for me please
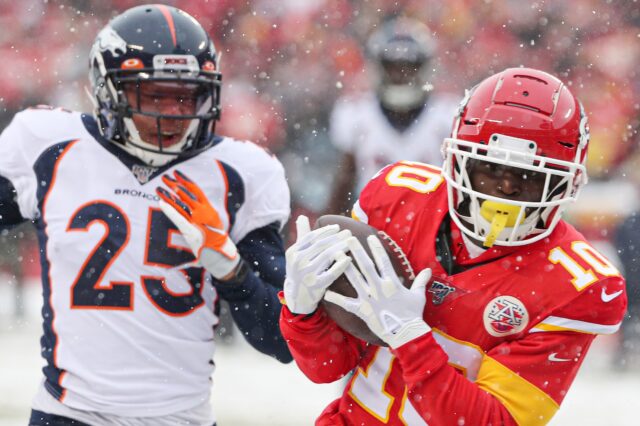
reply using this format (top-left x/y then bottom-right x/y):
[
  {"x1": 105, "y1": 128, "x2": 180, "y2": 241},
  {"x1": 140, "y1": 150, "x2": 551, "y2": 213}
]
[{"x1": 478, "y1": 200, "x2": 525, "y2": 248}]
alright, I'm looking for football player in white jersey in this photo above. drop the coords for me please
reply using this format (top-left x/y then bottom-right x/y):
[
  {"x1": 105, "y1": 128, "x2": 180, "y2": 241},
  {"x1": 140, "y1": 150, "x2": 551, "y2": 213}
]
[
  {"x1": 327, "y1": 17, "x2": 459, "y2": 215},
  {"x1": 0, "y1": 5, "x2": 292, "y2": 426}
]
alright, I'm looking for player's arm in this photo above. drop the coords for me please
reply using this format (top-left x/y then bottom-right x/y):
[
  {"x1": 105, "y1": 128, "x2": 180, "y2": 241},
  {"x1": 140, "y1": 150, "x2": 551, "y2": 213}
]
[
  {"x1": 392, "y1": 328, "x2": 596, "y2": 426},
  {"x1": 280, "y1": 305, "x2": 368, "y2": 383},
  {"x1": 0, "y1": 113, "x2": 39, "y2": 230},
  {"x1": 157, "y1": 170, "x2": 294, "y2": 362},
  {"x1": 282, "y1": 163, "x2": 406, "y2": 381},
  {"x1": 0, "y1": 175, "x2": 27, "y2": 229},
  {"x1": 279, "y1": 215, "x2": 368, "y2": 382},
  {"x1": 213, "y1": 221, "x2": 294, "y2": 363}
]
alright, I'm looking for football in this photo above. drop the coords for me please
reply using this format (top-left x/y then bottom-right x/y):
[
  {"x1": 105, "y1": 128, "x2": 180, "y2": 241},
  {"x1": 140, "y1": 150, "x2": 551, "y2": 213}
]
[{"x1": 315, "y1": 215, "x2": 415, "y2": 346}]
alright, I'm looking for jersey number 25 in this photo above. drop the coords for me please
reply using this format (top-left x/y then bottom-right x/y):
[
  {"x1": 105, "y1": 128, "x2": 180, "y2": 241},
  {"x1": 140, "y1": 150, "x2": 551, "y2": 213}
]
[{"x1": 67, "y1": 200, "x2": 205, "y2": 316}]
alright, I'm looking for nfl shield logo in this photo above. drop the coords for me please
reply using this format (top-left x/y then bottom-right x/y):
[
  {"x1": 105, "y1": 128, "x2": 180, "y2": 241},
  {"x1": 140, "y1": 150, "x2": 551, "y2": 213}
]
[
  {"x1": 132, "y1": 164, "x2": 157, "y2": 184},
  {"x1": 483, "y1": 295, "x2": 529, "y2": 337},
  {"x1": 428, "y1": 281, "x2": 456, "y2": 305}
]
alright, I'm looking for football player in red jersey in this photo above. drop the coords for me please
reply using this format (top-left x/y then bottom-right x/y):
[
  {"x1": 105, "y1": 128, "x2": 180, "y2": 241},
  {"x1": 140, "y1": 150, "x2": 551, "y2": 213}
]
[{"x1": 280, "y1": 68, "x2": 627, "y2": 426}]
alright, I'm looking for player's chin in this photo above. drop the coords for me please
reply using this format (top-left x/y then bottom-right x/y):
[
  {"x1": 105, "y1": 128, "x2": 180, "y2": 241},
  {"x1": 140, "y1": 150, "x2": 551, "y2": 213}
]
[
  {"x1": 138, "y1": 130, "x2": 185, "y2": 149},
  {"x1": 159, "y1": 133, "x2": 184, "y2": 148}
]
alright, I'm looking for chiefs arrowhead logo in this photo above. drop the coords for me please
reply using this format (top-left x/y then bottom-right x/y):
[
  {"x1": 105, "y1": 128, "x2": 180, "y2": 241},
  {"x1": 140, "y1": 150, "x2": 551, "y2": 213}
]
[{"x1": 483, "y1": 295, "x2": 529, "y2": 337}]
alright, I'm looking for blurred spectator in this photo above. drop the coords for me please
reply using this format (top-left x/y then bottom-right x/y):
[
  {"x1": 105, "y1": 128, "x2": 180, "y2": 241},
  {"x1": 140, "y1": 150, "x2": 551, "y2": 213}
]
[
  {"x1": 613, "y1": 212, "x2": 640, "y2": 369},
  {"x1": 2, "y1": 0, "x2": 637, "y2": 186},
  {"x1": 325, "y1": 16, "x2": 459, "y2": 215}
]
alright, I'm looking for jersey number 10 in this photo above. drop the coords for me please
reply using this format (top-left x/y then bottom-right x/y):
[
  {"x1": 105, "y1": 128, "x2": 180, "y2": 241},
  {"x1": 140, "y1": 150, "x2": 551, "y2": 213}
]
[{"x1": 548, "y1": 241, "x2": 620, "y2": 290}]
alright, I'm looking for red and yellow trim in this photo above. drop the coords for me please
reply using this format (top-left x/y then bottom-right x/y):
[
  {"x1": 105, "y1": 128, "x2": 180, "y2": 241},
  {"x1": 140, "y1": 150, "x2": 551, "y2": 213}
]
[{"x1": 476, "y1": 356, "x2": 559, "y2": 426}]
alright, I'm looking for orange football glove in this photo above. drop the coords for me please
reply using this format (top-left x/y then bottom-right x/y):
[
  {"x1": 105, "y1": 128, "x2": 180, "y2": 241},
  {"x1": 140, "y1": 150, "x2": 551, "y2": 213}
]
[{"x1": 156, "y1": 170, "x2": 240, "y2": 280}]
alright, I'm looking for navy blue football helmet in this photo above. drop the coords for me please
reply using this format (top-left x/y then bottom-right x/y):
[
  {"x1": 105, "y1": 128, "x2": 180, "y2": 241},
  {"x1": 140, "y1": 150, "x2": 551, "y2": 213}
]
[
  {"x1": 89, "y1": 4, "x2": 222, "y2": 166},
  {"x1": 367, "y1": 17, "x2": 436, "y2": 111}
]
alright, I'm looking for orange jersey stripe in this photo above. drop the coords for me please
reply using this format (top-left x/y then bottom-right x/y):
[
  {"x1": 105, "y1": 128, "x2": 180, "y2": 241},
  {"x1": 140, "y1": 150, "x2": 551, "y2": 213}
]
[
  {"x1": 42, "y1": 139, "x2": 78, "y2": 401},
  {"x1": 156, "y1": 4, "x2": 177, "y2": 47}
]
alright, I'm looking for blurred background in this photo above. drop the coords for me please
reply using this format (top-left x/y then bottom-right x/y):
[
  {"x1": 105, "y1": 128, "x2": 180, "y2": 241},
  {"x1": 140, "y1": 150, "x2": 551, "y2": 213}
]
[{"x1": 0, "y1": 0, "x2": 639, "y2": 424}]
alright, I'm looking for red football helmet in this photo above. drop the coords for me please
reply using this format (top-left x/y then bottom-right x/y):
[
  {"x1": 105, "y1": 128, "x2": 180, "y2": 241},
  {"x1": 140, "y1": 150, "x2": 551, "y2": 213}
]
[{"x1": 442, "y1": 68, "x2": 590, "y2": 246}]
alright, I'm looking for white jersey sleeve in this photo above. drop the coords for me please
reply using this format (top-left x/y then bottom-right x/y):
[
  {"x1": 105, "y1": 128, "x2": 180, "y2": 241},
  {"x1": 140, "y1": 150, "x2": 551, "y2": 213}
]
[
  {"x1": 0, "y1": 107, "x2": 84, "y2": 220},
  {"x1": 210, "y1": 138, "x2": 290, "y2": 242},
  {"x1": 329, "y1": 95, "x2": 363, "y2": 154}
]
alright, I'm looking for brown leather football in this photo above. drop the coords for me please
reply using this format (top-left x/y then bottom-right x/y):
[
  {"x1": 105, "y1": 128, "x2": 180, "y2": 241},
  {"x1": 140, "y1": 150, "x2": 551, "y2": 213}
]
[{"x1": 315, "y1": 215, "x2": 415, "y2": 346}]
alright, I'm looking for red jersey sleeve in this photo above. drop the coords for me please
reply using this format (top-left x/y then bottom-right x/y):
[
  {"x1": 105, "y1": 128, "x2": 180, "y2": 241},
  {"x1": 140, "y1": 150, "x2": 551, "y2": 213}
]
[
  {"x1": 393, "y1": 329, "x2": 595, "y2": 426},
  {"x1": 279, "y1": 305, "x2": 367, "y2": 383},
  {"x1": 532, "y1": 276, "x2": 627, "y2": 335},
  {"x1": 392, "y1": 276, "x2": 626, "y2": 426}
]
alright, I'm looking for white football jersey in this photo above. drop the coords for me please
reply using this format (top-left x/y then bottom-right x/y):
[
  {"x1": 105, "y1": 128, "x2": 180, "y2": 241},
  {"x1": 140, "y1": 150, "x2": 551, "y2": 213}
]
[
  {"x1": 0, "y1": 107, "x2": 289, "y2": 417},
  {"x1": 329, "y1": 92, "x2": 459, "y2": 192}
]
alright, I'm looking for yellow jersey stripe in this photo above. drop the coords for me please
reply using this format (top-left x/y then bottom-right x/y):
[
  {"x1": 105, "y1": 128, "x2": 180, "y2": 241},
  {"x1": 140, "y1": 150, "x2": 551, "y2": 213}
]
[{"x1": 476, "y1": 356, "x2": 559, "y2": 426}]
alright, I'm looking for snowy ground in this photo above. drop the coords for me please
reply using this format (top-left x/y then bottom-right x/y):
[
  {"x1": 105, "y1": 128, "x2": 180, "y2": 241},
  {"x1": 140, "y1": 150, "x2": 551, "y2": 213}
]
[{"x1": 1, "y1": 277, "x2": 639, "y2": 426}]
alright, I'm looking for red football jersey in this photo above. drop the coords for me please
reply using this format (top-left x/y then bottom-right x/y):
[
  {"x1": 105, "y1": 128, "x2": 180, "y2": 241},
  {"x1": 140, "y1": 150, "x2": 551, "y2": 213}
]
[{"x1": 280, "y1": 161, "x2": 626, "y2": 426}]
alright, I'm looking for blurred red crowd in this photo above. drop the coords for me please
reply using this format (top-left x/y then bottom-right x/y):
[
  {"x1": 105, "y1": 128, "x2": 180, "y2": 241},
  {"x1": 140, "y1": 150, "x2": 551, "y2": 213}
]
[{"x1": 0, "y1": 0, "x2": 638, "y2": 179}]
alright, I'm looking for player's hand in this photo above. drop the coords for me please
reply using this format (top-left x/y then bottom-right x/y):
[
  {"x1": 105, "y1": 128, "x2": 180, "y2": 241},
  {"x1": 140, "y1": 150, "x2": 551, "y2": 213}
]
[
  {"x1": 156, "y1": 170, "x2": 240, "y2": 281},
  {"x1": 325, "y1": 235, "x2": 432, "y2": 349},
  {"x1": 283, "y1": 215, "x2": 353, "y2": 315}
]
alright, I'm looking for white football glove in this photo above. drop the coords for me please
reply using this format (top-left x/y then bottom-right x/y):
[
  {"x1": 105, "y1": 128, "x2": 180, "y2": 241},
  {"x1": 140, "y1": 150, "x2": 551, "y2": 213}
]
[
  {"x1": 157, "y1": 170, "x2": 240, "y2": 281},
  {"x1": 283, "y1": 215, "x2": 353, "y2": 315},
  {"x1": 324, "y1": 235, "x2": 432, "y2": 349}
]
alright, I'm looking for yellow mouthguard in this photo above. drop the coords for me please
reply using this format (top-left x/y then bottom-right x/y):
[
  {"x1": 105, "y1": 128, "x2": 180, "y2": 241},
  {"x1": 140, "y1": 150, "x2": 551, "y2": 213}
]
[{"x1": 479, "y1": 201, "x2": 525, "y2": 247}]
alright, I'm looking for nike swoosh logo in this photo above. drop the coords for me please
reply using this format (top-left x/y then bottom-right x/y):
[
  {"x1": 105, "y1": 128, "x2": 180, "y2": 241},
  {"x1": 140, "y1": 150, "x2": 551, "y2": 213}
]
[
  {"x1": 204, "y1": 224, "x2": 225, "y2": 235},
  {"x1": 601, "y1": 288, "x2": 623, "y2": 303},
  {"x1": 548, "y1": 353, "x2": 572, "y2": 362}
]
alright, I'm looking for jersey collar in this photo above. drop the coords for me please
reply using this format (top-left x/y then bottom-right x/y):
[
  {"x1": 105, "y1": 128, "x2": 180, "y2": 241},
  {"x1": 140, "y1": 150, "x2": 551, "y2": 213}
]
[
  {"x1": 81, "y1": 114, "x2": 223, "y2": 184},
  {"x1": 449, "y1": 218, "x2": 516, "y2": 265}
]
